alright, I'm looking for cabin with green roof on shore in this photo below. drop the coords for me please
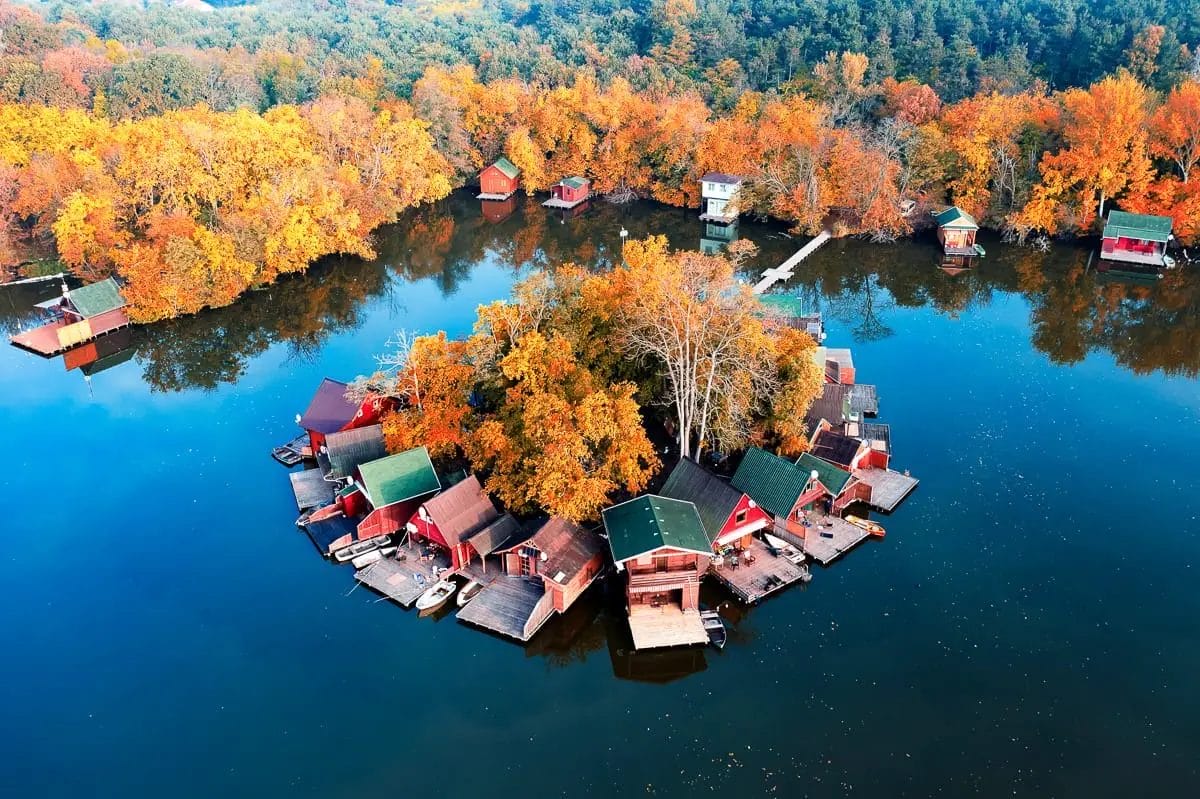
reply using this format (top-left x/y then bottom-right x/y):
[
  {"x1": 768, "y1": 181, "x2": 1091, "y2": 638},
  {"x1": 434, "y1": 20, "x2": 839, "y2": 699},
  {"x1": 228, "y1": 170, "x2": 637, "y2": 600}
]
[
  {"x1": 933, "y1": 206, "x2": 983, "y2": 257},
  {"x1": 1101, "y1": 210, "x2": 1173, "y2": 268},
  {"x1": 478, "y1": 157, "x2": 520, "y2": 200}
]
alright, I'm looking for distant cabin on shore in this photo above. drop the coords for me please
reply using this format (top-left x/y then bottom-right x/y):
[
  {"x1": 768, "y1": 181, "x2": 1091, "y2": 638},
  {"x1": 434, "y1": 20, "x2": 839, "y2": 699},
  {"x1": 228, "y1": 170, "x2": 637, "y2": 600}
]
[
  {"x1": 699, "y1": 173, "x2": 742, "y2": 223},
  {"x1": 478, "y1": 157, "x2": 520, "y2": 201},
  {"x1": 543, "y1": 176, "x2": 591, "y2": 209},
  {"x1": 933, "y1": 206, "x2": 981, "y2": 256},
  {"x1": 1100, "y1": 210, "x2": 1174, "y2": 268}
]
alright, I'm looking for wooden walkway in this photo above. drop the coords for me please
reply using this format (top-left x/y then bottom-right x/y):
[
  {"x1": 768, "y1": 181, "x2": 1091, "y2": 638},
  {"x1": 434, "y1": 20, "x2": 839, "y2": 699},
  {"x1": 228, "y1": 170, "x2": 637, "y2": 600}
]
[
  {"x1": 774, "y1": 512, "x2": 873, "y2": 566},
  {"x1": 542, "y1": 195, "x2": 589, "y2": 209},
  {"x1": 709, "y1": 538, "x2": 810, "y2": 603},
  {"x1": 456, "y1": 576, "x2": 549, "y2": 641},
  {"x1": 354, "y1": 542, "x2": 451, "y2": 607},
  {"x1": 289, "y1": 468, "x2": 334, "y2": 512},
  {"x1": 854, "y1": 467, "x2": 919, "y2": 511},
  {"x1": 752, "y1": 230, "x2": 832, "y2": 294},
  {"x1": 627, "y1": 604, "x2": 709, "y2": 649}
]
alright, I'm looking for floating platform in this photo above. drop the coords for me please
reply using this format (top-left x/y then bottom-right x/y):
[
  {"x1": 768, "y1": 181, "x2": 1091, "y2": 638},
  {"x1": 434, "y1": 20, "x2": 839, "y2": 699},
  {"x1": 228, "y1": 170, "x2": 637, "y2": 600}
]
[
  {"x1": 476, "y1": 191, "x2": 515, "y2": 201},
  {"x1": 10, "y1": 309, "x2": 130, "y2": 356},
  {"x1": 699, "y1": 212, "x2": 738, "y2": 224},
  {"x1": 860, "y1": 422, "x2": 892, "y2": 455},
  {"x1": 848, "y1": 384, "x2": 878, "y2": 416},
  {"x1": 854, "y1": 467, "x2": 919, "y2": 512},
  {"x1": 456, "y1": 576, "x2": 551, "y2": 642},
  {"x1": 627, "y1": 604, "x2": 709, "y2": 650},
  {"x1": 542, "y1": 195, "x2": 590, "y2": 209},
  {"x1": 783, "y1": 513, "x2": 873, "y2": 566},
  {"x1": 289, "y1": 468, "x2": 334, "y2": 513},
  {"x1": 709, "y1": 538, "x2": 810, "y2": 604},
  {"x1": 355, "y1": 543, "x2": 452, "y2": 607}
]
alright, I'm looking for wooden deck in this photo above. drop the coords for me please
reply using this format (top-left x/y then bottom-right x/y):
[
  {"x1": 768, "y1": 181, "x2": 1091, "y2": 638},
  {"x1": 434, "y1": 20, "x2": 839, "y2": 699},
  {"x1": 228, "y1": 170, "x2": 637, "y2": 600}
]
[
  {"x1": 456, "y1": 576, "x2": 549, "y2": 641},
  {"x1": 709, "y1": 538, "x2": 810, "y2": 603},
  {"x1": 289, "y1": 468, "x2": 334, "y2": 512},
  {"x1": 542, "y1": 195, "x2": 589, "y2": 209},
  {"x1": 354, "y1": 542, "x2": 452, "y2": 607},
  {"x1": 854, "y1": 467, "x2": 919, "y2": 511},
  {"x1": 476, "y1": 191, "x2": 515, "y2": 201},
  {"x1": 752, "y1": 230, "x2": 832, "y2": 294},
  {"x1": 627, "y1": 604, "x2": 709, "y2": 650},
  {"x1": 784, "y1": 512, "x2": 873, "y2": 566},
  {"x1": 10, "y1": 309, "x2": 131, "y2": 356},
  {"x1": 849, "y1": 384, "x2": 879, "y2": 415}
]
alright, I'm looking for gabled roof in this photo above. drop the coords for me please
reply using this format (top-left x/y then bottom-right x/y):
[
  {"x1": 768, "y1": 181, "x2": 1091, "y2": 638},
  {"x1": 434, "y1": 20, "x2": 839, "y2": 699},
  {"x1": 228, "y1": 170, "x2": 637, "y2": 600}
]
[
  {"x1": 795, "y1": 452, "x2": 852, "y2": 495},
  {"x1": 298, "y1": 378, "x2": 360, "y2": 435},
  {"x1": 422, "y1": 474, "x2": 499, "y2": 547},
  {"x1": 805, "y1": 384, "x2": 849, "y2": 432},
  {"x1": 356, "y1": 447, "x2": 440, "y2": 508},
  {"x1": 731, "y1": 447, "x2": 813, "y2": 519},
  {"x1": 67, "y1": 278, "x2": 125, "y2": 317},
  {"x1": 660, "y1": 458, "x2": 744, "y2": 540},
  {"x1": 487, "y1": 157, "x2": 519, "y2": 179},
  {"x1": 701, "y1": 172, "x2": 743, "y2": 185},
  {"x1": 467, "y1": 513, "x2": 525, "y2": 556},
  {"x1": 933, "y1": 206, "x2": 979, "y2": 230},
  {"x1": 1103, "y1": 210, "x2": 1172, "y2": 243},
  {"x1": 522, "y1": 517, "x2": 604, "y2": 585},
  {"x1": 602, "y1": 495, "x2": 712, "y2": 563},
  {"x1": 559, "y1": 176, "x2": 588, "y2": 189},
  {"x1": 325, "y1": 424, "x2": 387, "y2": 480},
  {"x1": 809, "y1": 428, "x2": 864, "y2": 469}
]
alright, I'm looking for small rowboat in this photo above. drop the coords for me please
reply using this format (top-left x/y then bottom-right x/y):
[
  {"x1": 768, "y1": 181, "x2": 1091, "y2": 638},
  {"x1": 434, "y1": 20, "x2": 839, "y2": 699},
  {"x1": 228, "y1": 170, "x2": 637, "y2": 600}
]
[
  {"x1": 415, "y1": 579, "x2": 457, "y2": 614},
  {"x1": 845, "y1": 514, "x2": 886, "y2": 537},
  {"x1": 763, "y1": 532, "x2": 806, "y2": 565},
  {"x1": 700, "y1": 609, "x2": 727, "y2": 650},
  {"x1": 333, "y1": 535, "x2": 390, "y2": 563},
  {"x1": 456, "y1": 580, "x2": 483, "y2": 607}
]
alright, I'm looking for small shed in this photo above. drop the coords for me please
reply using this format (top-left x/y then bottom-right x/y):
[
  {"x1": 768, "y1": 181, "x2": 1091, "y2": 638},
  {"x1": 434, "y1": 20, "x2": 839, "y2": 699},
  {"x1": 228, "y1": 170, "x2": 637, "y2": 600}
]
[
  {"x1": 11, "y1": 277, "x2": 131, "y2": 356},
  {"x1": 699, "y1": 173, "x2": 743, "y2": 223},
  {"x1": 497, "y1": 517, "x2": 605, "y2": 613},
  {"x1": 543, "y1": 177, "x2": 591, "y2": 209},
  {"x1": 297, "y1": 378, "x2": 388, "y2": 452},
  {"x1": 660, "y1": 458, "x2": 770, "y2": 550},
  {"x1": 478, "y1": 157, "x2": 520, "y2": 200},
  {"x1": 934, "y1": 206, "x2": 980, "y2": 256},
  {"x1": 322, "y1": 424, "x2": 387, "y2": 480},
  {"x1": 1101, "y1": 211, "x2": 1173, "y2": 267}
]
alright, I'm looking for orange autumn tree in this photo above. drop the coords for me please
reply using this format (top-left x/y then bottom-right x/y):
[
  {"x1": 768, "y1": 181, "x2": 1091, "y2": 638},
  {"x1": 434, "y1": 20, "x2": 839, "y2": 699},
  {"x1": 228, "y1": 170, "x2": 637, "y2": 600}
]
[{"x1": 1149, "y1": 80, "x2": 1200, "y2": 183}]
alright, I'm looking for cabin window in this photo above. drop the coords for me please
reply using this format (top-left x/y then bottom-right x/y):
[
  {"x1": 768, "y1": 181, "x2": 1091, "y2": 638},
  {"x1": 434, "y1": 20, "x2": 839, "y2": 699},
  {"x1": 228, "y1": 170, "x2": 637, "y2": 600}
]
[
  {"x1": 636, "y1": 554, "x2": 652, "y2": 567},
  {"x1": 656, "y1": 556, "x2": 669, "y2": 572},
  {"x1": 735, "y1": 509, "x2": 748, "y2": 524}
]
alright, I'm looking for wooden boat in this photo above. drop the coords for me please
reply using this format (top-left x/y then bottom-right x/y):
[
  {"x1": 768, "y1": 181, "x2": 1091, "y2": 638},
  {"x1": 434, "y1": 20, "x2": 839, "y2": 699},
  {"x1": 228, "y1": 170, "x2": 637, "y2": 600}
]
[
  {"x1": 700, "y1": 610, "x2": 727, "y2": 650},
  {"x1": 351, "y1": 550, "x2": 383, "y2": 569},
  {"x1": 415, "y1": 579, "x2": 457, "y2": 614},
  {"x1": 271, "y1": 433, "x2": 310, "y2": 466},
  {"x1": 456, "y1": 580, "x2": 483, "y2": 607},
  {"x1": 763, "y1": 532, "x2": 806, "y2": 565},
  {"x1": 845, "y1": 514, "x2": 886, "y2": 537},
  {"x1": 332, "y1": 535, "x2": 390, "y2": 563}
]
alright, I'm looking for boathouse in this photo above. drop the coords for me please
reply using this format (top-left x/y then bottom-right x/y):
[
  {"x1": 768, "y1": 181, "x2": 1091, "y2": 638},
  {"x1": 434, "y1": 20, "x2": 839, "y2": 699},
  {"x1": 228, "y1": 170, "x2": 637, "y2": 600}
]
[
  {"x1": 543, "y1": 177, "x2": 590, "y2": 209},
  {"x1": 406, "y1": 474, "x2": 500, "y2": 571},
  {"x1": 297, "y1": 378, "x2": 389, "y2": 453},
  {"x1": 478, "y1": 157, "x2": 520, "y2": 200},
  {"x1": 1100, "y1": 210, "x2": 1173, "y2": 267},
  {"x1": 320, "y1": 423, "x2": 386, "y2": 481},
  {"x1": 934, "y1": 206, "x2": 980, "y2": 256},
  {"x1": 699, "y1": 173, "x2": 742, "y2": 223},
  {"x1": 809, "y1": 424, "x2": 872, "y2": 471},
  {"x1": 10, "y1": 278, "x2": 130, "y2": 356},
  {"x1": 732, "y1": 448, "x2": 828, "y2": 524},
  {"x1": 602, "y1": 495, "x2": 713, "y2": 649},
  {"x1": 660, "y1": 458, "x2": 769, "y2": 551},
  {"x1": 352, "y1": 446, "x2": 441, "y2": 541}
]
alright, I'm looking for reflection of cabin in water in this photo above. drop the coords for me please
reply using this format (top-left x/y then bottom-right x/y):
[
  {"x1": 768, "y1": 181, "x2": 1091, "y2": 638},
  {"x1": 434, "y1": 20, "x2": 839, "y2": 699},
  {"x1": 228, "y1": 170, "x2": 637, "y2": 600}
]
[
  {"x1": 477, "y1": 157, "x2": 520, "y2": 200},
  {"x1": 1100, "y1": 210, "x2": 1173, "y2": 268},
  {"x1": 10, "y1": 278, "x2": 131, "y2": 356},
  {"x1": 543, "y1": 177, "x2": 591, "y2": 209},
  {"x1": 700, "y1": 221, "x2": 738, "y2": 254},
  {"x1": 934, "y1": 206, "x2": 983, "y2": 256},
  {"x1": 699, "y1": 173, "x2": 742, "y2": 223},
  {"x1": 939, "y1": 252, "x2": 975, "y2": 275},
  {"x1": 480, "y1": 195, "x2": 518, "y2": 223}
]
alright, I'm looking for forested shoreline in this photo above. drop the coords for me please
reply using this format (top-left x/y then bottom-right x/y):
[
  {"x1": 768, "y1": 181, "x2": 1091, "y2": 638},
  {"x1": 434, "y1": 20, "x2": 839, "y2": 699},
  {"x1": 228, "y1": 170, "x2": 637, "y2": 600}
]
[{"x1": 1, "y1": 0, "x2": 1199, "y2": 321}]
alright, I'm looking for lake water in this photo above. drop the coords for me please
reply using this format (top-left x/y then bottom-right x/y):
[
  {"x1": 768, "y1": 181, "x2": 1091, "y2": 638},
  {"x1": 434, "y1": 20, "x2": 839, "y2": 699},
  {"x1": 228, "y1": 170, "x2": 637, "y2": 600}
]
[{"x1": 2, "y1": 192, "x2": 1198, "y2": 798}]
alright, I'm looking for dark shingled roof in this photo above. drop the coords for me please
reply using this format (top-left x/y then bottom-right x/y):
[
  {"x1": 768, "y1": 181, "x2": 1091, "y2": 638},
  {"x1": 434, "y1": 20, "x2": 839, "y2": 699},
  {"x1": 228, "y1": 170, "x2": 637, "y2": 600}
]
[
  {"x1": 302, "y1": 514, "x2": 358, "y2": 553},
  {"x1": 325, "y1": 424, "x2": 387, "y2": 480},
  {"x1": 730, "y1": 447, "x2": 813, "y2": 519},
  {"x1": 423, "y1": 474, "x2": 499, "y2": 547},
  {"x1": 809, "y1": 428, "x2": 863, "y2": 469},
  {"x1": 298, "y1": 378, "x2": 359, "y2": 435},
  {"x1": 602, "y1": 495, "x2": 712, "y2": 563},
  {"x1": 524, "y1": 517, "x2": 604, "y2": 585},
  {"x1": 660, "y1": 458, "x2": 743, "y2": 540},
  {"x1": 467, "y1": 513, "x2": 525, "y2": 556},
  {"x1": 795, "y1": 452, "x2": 852, "y2": 495},
  {"x1": 805, "y1": 383, "x2": 849, "y2": 433},
  {"x1": 290, "y1": 468, "x2": 335, "y2": 512}
]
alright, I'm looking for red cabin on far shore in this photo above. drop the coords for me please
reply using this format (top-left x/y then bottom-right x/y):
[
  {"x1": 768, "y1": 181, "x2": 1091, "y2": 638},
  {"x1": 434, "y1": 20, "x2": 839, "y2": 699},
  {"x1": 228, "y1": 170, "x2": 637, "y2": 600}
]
[
  {"x1": 543, "y1": 177, "x2": 591, "y2": 209},
  {"x1": 477, "y1": 157, "x2": 520, "y2": 201}
]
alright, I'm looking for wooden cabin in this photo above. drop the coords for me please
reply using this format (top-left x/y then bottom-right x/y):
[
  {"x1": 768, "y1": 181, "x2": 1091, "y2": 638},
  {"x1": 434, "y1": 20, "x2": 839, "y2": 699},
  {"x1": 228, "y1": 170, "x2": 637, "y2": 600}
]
[
  {"x1": 543, "y1": 177, "x2": 591, "y2": 209},
  {"x1": 699, "y1": 173, "x2": 743, "y2": 223},
  {"x1": 406, "y1": 474, "x2": 500, "y2": 570},
  {"x1": 351, "y1": 446, "x2": 441, "y2": 543},
  {"x1": 602, "y1": 495, "x2": 713, "y2": 650},
  {"x1": 1101, "y1": 210, "x2": 1173, "y2": 268},
  {"x1": 809, "y1": 424, "x2": 873, "y2": 471},
  {"x1": 297, "y1": 378, "x2": 390, "y2": 454},
  {"x1": 477, "y1": 157, "x2": 520, "y2": 201},
  {"x1": 500, "y1": 517, "x2": 605, "y2": 613},
  {"x1": 934, "y1": 206, "x2": 980, "y2": 256},
  {"x1": 11, "y1": 278, "x2": 131, "y2": 356},
  {"x1": 660, "y1": 458, "x2": 770, "y2": 551},
  {"x1": 732, "y1": 447, "x2": 869, "y2": 532}
]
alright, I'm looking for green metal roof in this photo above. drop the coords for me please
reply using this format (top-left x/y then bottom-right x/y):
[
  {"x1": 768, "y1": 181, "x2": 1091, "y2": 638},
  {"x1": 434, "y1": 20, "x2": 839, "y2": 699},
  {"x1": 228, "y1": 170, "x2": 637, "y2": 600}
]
[
  {"x1": 491, "y1": 157, "x2": 519, "y2": 179},
  {"x1": 602, "y1": 495, "x2": 712, "y2": 562},
  {"x1": 933, "y1": 206, "x2": 979, "y2": 230},
  {"x1": 660, "y1": 458, "x2": 744, "y2": 540},
  {"x1": 1102, "y1": 210, "x2": 1172, "y2": 243},
  {"x1": 560, "y1": 176, "x2": 588, "y2": 189},
  {"x1": 356, "y1": 446, "x2": 440, "y2": 508},
  {"x1": 730, "y1": 447, "x2": 812, "y2": 519},
  {"x1": 67, "y1": 278, "x2": 125, "y2": 317},
  {"x1": 795, "y1": 452, "x2": 852, "y2": 496}
]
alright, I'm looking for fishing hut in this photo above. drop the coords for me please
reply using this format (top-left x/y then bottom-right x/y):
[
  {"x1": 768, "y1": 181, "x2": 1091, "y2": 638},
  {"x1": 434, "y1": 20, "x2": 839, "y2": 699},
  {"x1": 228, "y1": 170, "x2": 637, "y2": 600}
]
[
  {"x1": 10, "y1": 278, "x2": 130, "y2": 356},
  {"x1": 934, "y1": 206, "x2": 983, "y2": 257},
  {"x1": 477, "y1": 157, "x2": 520, "y2": 201},
  {"x1": 1100, "y1": 210, "x2": 1174, "y2": 268},
  {"x1": 543, "y1": 177, "x2": 591, "y2": 209}
]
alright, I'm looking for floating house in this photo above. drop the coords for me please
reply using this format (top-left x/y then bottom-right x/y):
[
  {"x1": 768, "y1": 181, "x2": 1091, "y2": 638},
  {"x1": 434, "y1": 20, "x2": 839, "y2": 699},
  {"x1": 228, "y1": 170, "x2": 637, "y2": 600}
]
[
  {"x1": 320, "y1": 423, "x2": 387, "y2": 481},
  {"x1": 477, "y1": 157, "x2": 520, "y2": 200},
  {"x1": 543, "y1": 177, "x2": 591, "y2": 209},
  {"x1": 699, "y1": 173, "x2": 742, "y2": 223},
  {"x1": 660, "y1": 458, "x2": 769, "y2": 551},
  {"x1": 406, "y1": 474, "x2": 500, "y2": 571},
  {"x1": 297, "y1": 378, "x2": 389, "y2": 454},
  {"x1": 10, "y1": 278, "x2": 130, "y2": 356},
  {"x1": 1100, "y1": 210, "x2": 1173, "y2": 268},
  {"x1": 459, "y1": 517, "x2": 606, "y2": 641},
  {"x1": 934, "y1": 206, "x2": 982, "y2": 256},
  {"x1": 351, "y1": 446, "x2": 441, "y2": 542},
  {"x1": 602, "y1": 495, "x2": 714, "y2": 650},
  {"x1": 809, "y1": 425, "x2": 873, "y2": 471}
]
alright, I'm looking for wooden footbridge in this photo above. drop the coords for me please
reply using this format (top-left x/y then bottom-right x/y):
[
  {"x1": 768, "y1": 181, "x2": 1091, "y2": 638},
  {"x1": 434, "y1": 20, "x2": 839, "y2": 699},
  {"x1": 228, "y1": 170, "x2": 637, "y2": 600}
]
[{"x1": 752, "y1": 230, "x2": 832, "y2": 294}]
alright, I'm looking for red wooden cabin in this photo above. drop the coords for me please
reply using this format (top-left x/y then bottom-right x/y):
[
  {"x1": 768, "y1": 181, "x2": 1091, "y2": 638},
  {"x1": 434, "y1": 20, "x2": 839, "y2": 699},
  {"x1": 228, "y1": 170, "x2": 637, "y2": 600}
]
[
  {"x1": 297, "y1": 378, "x2": 390, "y2": 453},
  {"x1": 543, "y1": 177, "x2": 591, "y2": 209},
  {"x1": 477, "y1": 157, "x2": 520, "y2": 200},
  {"x1": 660, "y1": 458, "x2": 770, "y2": 551},
  {"x1": 1100, "y1": 210, "x2": 1173, "y2": 267},
  {"x1": 352, "y1": 446, "x2": 441, "y2": 542},
  {"x1": 499, "y1": 517, "x2": 605, "y2": 613},
  {"x1": 11, "y1": 278, "x2": 131, "y2": 357},
  {"x1": 406, "y1": 474, "x2": 500, "y2": 570}
]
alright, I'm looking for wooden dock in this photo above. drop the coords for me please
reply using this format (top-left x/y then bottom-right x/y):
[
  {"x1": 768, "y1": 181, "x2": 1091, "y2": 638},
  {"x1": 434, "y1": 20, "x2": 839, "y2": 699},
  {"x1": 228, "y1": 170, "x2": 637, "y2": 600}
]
[
  {"x1": 709, "y1": 538, "x2": 810, "y2": 603},
  {"x1": 289, "y1": 468, "x2": 334, "y2": 512},
  {"x1": 752, "y1": 230, "x2": 832, "y2": 294},
  {"x1": 627, "y1": 604, "x2": 709, "y2": 650},
  {"x1": 774, "y1": 512, "x2": 873, "y2": 566},
  {"x1": 542, "y1": 195, "x2": 589, "y2": 209},
  {"x1": 354, "y1": 542, "x2": 451, "y2": 607},
  {"x1": 854, "y1": 467, "x2": 919, "y2": 511},
  {"x1": 456, "y1": 576, "x2": 551, "y2": 642}
]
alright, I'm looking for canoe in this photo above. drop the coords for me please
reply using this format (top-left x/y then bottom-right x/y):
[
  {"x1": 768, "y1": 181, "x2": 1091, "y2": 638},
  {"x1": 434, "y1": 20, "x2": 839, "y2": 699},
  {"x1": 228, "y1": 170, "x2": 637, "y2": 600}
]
[
  {"x1": 415, "y1": 579, "x2": 457, "y2": 614},
  {"x1": 332, "y1": 535, "x2": 390, "y2": 563},
  {"x1": 700, "y1": 610, "x2": 727, "y2": 650},
  {"x1": 456, "y1": 580, "x2": 483, "y2": 607},
  {"x1": 845, "y1": 514, "x2": 886, "y2": 537}
]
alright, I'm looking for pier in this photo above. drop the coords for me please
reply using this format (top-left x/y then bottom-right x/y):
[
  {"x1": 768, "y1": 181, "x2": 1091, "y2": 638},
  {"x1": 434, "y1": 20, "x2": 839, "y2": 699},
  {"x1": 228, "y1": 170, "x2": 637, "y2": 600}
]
[
  {"x1": 752, "y1": 230, "x2": 832, "y2": 295},
  {"x1": 355, "y1": 542, "x2": 451, "y2": 607},
  {"x1": 709, "y1": 538, "x2": 810, "y2": 603}
]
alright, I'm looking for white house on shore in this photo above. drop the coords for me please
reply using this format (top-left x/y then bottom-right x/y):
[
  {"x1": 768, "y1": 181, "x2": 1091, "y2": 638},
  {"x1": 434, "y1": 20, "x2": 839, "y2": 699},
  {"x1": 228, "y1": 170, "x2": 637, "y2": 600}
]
[{"x1": 699, "y1": 173, "x2": 743, "y2": 223}]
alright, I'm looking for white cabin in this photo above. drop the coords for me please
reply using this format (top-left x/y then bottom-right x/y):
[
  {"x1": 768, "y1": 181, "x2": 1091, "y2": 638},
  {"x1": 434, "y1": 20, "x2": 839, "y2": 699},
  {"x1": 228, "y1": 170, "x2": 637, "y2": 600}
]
[{"x1": 699, "y1": 173, "x2": 743, "y2": 223}]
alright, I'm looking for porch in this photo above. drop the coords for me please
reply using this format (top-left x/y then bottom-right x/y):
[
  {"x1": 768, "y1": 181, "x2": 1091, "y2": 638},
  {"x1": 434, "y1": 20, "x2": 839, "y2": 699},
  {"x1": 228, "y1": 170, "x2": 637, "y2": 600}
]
[
  {"x1": 709, "y1": 538, "x2": 810, "y2": 603},
  {"x1": 627, "y1": 603, "x2": 709, "y2": 650},
  {"x1": 354, "y1": 542, "x2": 452, "y2": 607}
]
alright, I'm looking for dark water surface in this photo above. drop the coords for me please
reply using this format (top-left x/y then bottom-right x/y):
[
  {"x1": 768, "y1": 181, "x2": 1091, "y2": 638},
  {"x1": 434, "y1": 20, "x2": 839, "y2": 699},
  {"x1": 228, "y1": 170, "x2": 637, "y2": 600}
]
[{"x1": 2, "y1": 193, "x2": 1198, "y2": 798}]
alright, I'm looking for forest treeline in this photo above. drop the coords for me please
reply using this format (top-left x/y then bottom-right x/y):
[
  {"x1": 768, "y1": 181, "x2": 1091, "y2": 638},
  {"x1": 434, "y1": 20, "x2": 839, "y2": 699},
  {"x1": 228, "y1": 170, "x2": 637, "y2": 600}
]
[{"x1": 1, "y1": 0, "x2": 1199, "y2": 321}]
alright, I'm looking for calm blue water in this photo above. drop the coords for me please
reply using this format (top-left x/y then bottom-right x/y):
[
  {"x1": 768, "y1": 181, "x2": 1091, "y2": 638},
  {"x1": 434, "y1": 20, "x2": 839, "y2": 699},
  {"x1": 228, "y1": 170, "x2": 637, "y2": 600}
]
[{"x1": 1, "y1": 194, "x2": 1198, "y2": 797}]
